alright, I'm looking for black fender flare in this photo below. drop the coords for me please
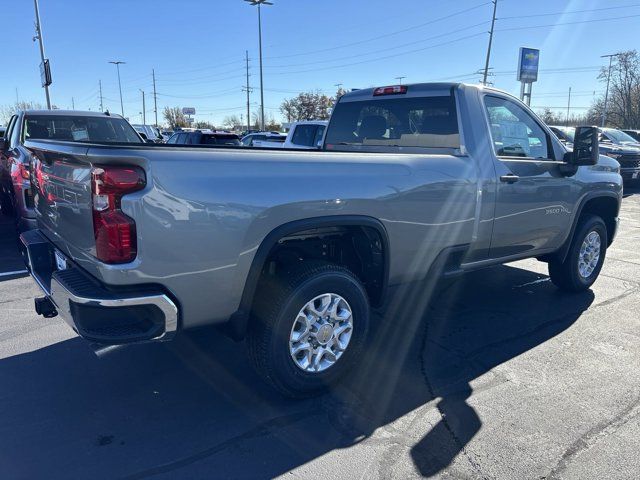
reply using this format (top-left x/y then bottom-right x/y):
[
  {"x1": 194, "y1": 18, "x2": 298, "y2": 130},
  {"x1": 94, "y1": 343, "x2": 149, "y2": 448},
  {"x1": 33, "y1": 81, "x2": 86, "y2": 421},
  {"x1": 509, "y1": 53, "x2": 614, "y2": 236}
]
[
  {"x1": 543, "y1": 191, "x2": 620, "y2": 264},
  {"x1": 226, "y1": 215, "x2": 390, "y2": 341}
]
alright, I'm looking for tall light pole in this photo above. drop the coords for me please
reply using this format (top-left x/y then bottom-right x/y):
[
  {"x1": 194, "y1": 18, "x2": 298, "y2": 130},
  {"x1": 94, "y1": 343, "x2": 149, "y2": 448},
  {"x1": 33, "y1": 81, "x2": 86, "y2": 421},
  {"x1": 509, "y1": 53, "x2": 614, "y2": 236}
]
[
  {"x1": 482, "y1": 0, "x2": 498, "y2": 86},
  {"x1": 33, "y1": 0, "x2": 52, "y2": 109},
  {"x1": 601, "y1": 53, "x2": 621, "y2": 127},
  {"x1": 140, "y1": 89, "x2": 146, "y2": 124},
  {"x1": 109, "y1": 61, "x2": 125, "y2": 117},
  {"x1": 244, "y1": 0, "x2": 272, "y2": 131},
  {"x1": 395, "y1": 76, "x2": 406, "y2": 85}
]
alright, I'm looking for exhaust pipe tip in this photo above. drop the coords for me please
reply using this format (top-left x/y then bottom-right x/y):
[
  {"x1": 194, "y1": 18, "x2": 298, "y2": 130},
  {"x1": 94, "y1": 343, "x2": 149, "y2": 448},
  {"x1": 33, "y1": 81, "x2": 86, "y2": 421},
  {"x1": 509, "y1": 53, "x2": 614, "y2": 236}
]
[{"x1": 34, "y1": 296, "x2": 58, "y2": 318}]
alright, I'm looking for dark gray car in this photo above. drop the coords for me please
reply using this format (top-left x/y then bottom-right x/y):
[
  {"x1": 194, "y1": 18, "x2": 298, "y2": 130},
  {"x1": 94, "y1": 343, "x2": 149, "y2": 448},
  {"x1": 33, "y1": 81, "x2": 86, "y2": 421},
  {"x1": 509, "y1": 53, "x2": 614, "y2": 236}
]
[{"x1": 0, "y1": 110, "x2": 142, "y2": 230}]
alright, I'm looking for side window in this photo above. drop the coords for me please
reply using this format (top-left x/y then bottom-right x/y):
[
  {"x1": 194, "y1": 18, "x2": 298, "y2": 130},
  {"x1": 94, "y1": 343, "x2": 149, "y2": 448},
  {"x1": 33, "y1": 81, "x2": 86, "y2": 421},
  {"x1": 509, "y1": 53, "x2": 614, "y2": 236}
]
[
  {"x1": 10, "y1": 116, "x2": 23, "y2": 147},
  {"x1": 291, "y1": 125, "x2": 317, "y2": 146},
  {"x1": 176, "y1": 133, "x2": 187, "y2": 144},
  {"x1": 167, "y1": 134, "x2": 177, "y2": 144},
  {"x1": 484, "y1": 96, "x2": 551, "y2": 159},
  {"x1": 241, "y1": 136, "x2": 252, "y2": 146},
  {"x1": 313, "y1": 125, "x2": 326, "y2": 146}
]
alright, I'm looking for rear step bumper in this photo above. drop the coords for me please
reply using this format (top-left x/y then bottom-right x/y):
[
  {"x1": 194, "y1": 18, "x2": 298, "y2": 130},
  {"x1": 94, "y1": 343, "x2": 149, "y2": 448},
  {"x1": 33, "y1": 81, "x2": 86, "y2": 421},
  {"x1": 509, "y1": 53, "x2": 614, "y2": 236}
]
[{"x1": 20, "y1": 229, "x2": 178, "y2": 345}]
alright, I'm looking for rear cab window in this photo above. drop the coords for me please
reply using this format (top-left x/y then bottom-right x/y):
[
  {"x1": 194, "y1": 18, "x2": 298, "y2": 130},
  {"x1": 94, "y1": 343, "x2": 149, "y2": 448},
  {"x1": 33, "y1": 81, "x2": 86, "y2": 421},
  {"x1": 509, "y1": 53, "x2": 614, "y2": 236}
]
[
  {"x1": 325, "y1": 88, "x2": 460, "y2": 152},
  {"x1": 291, "y1": 125, "x2": 319, "y2": 147}
]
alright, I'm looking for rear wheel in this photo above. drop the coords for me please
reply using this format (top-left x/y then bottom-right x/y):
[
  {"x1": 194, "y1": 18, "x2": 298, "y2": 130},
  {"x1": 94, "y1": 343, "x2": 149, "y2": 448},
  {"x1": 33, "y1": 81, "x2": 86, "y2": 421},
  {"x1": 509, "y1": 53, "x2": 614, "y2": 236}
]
[
  {"x1": 548, "y1": 214, "x2": 607, "y2": 292},
  {"x1": 247, "y1": 262, "x2": 370, "y2": 397}
]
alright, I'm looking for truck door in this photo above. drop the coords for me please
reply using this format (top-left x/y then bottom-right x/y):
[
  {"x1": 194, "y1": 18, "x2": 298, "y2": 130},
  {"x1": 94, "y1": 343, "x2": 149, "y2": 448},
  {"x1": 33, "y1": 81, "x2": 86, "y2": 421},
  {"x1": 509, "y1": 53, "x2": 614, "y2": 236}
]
[{"x1": 483, "y1": 94, "x2": 577, "y2": 258}]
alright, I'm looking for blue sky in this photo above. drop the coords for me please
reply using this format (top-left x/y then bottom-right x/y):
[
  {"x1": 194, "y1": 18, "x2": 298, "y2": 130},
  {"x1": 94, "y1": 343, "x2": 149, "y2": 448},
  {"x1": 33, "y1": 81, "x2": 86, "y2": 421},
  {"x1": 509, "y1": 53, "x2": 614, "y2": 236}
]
[{"x1": 1, "y1": 0, "x2": 638, "y2": 126}]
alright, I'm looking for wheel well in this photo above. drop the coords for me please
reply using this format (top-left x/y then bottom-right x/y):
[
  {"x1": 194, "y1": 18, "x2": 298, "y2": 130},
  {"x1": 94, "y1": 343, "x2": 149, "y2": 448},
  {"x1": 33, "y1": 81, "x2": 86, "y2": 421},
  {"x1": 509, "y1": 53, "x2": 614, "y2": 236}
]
[
  {"x1": 257, "y1": 225, "x2": 387, "y2": 308},
  {"x1": 581, "y1": 196, "x2": 619, "y2": 245}
]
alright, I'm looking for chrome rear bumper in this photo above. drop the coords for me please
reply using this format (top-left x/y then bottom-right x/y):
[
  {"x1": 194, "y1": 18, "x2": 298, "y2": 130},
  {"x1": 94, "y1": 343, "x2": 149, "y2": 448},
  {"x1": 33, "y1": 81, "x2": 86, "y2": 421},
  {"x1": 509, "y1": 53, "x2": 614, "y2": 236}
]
[{"x1": 20, "y1": 229, "x2": 178, "y2": 345}]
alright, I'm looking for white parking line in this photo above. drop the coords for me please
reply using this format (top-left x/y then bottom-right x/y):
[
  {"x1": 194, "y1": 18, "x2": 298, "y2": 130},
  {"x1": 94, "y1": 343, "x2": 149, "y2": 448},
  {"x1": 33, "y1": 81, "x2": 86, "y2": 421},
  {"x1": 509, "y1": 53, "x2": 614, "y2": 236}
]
[{"x1": 0, "y1": 270, "x2": 28, "y2": 277}]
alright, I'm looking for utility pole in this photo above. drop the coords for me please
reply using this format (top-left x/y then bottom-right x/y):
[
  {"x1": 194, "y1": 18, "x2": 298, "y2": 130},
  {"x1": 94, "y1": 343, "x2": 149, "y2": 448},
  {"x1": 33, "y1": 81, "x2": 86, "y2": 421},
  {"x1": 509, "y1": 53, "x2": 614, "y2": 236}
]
[
  {"x1": 71, "y1": 97, "x2": 75, "y2": 110},
  {"x1": 140, "y1": 90, "x2": 146, "y2": 124},
  {"x1": 482, "y1": 0, "x2": 498, "y2": 86},
  {"x1": 601, "y1": 53, "x2": 621, "y2": 127},
  {"x1": 15, "y1": 88, "x2": 19, "y2": 104},
  {"x1": 152, "y1": 69, "x2": 158, "y2": 127},
  {"x1": 566, "y1": 87, "x2": 571, "y2": 127},
  {"x1": 33, "y1": 0, "x2": 52, "y2": 109},
  {"x1": 395, "y1": 76, "x2": 406, "y2": 85},
  {"x1": 245, "y1": 0, "x2": 272, "y2": 131},
  {"x1": 109, "y1": 61, "x2": 125, "y2": 117},
  {"x1": 99, "y1": 80, "x2": 104, "y2": 112},
  {"x1": 243, "y1": 50, "x2": 252, "y2": 132}
]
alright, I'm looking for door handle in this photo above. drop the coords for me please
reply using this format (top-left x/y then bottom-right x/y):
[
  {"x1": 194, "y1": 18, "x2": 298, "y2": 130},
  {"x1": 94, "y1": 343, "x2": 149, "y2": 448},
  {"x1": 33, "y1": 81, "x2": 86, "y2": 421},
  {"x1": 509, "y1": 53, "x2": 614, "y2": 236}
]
[{"x1": 500, "y1": 174, "x2": 519, "y2": 184}]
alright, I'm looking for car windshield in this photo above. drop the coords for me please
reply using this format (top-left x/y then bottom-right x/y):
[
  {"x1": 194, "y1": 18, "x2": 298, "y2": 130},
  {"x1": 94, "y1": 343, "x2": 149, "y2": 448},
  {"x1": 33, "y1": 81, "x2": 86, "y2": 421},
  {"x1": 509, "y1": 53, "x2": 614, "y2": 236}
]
[
  {"x1": 602, "y1": 128, "x2": 638, "y2": 144},
  {"x1": 325, "y1": 94, "x2": 460, "y2": 150},
  {"x1": 25, "y1": 115, "x2": 142, "y2": 143}
]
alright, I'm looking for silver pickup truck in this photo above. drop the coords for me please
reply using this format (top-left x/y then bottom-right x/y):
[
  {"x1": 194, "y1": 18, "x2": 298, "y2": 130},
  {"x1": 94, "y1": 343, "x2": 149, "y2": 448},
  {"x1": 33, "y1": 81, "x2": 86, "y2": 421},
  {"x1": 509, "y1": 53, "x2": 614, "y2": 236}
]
[{"x1": 20, "y1": 83, "x2": 622, "y2": 396}]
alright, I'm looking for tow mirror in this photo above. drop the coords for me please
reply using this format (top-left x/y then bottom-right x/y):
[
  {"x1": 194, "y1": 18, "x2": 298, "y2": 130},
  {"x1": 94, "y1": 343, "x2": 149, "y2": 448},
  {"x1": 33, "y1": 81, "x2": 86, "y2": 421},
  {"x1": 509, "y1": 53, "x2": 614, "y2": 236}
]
[{"x1": 564, "y1": 126, "x2": 599, "y2": 166}]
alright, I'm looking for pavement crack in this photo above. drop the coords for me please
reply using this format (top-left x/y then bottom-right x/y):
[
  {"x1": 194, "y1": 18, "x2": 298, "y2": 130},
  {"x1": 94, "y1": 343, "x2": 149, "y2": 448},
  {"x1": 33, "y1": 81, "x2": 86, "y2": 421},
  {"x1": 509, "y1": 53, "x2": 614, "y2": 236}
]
[{"x1": 546, "y1": 393, "x2": 640, "y2": 480}]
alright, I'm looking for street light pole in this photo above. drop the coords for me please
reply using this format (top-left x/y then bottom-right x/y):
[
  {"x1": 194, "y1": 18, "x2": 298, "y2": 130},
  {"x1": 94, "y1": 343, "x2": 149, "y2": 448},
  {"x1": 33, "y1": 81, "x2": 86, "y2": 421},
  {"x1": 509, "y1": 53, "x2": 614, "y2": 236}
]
[
  {"x1": 140, "y1": 90, "x2": 146, "y2": 124},
  {"x1": 33, "y1": 0, "x2": 51, "y2": 109},
  {"x1": 245, "y1": 0, "x2": 273, "y2": 131},
  {"x1": 395, "y1": 76, "x2": 406, "y2": 85},
  {"x1": 109, "y1": 61, "x2": 125, "y2": 117},
  {"x1": 601, "y1": 53, "x2": 621, "y2": 127}
]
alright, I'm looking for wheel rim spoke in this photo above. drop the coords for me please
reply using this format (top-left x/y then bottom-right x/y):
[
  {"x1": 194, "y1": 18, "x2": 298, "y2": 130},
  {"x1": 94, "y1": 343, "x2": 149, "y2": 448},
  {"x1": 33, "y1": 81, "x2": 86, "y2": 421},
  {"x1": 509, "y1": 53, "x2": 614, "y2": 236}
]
[
  {"x1": 578, "y1": 230, "x2": 601, "y2": 279},
  {"x1": 289, "y1": 293, "x2": 354, "y2": 373}
]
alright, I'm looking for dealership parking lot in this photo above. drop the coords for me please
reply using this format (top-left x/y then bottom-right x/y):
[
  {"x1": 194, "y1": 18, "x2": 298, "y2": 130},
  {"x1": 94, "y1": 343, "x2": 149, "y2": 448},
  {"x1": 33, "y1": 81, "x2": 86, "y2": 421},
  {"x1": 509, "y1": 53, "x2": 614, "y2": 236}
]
[{"x1": 0, "y1": 187, "x2": 638, "y2": 479}]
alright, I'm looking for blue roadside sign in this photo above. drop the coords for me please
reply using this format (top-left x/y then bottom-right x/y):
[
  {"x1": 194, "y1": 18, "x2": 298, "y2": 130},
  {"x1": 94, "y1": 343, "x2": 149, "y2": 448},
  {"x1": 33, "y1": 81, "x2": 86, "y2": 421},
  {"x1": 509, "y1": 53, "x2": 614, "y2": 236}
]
[{"x1": 517, "y1": 47, "x2": 540, "y2": 83}]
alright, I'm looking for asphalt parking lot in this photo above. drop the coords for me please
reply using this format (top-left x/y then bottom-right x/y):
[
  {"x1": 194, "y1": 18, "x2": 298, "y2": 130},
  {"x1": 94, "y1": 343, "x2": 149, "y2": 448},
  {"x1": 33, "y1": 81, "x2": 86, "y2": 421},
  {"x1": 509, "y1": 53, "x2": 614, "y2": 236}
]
[{"x1": 0, "y1": 187, "x2": 638, "y2": 480}]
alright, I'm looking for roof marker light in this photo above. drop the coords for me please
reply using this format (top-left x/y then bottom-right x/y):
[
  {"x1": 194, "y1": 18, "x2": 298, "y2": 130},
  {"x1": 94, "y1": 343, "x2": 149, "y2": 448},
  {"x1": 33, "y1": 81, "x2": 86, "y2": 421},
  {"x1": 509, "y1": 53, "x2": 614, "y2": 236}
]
[{"x1": 373, "y1": 85, "x2": 408, "y2": 96}]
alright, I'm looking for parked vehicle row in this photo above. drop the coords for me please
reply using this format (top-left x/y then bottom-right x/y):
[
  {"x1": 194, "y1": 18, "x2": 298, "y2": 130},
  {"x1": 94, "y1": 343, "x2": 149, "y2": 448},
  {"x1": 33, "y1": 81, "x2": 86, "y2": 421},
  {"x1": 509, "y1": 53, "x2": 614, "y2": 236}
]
[
  {"x1": 549, "y1": 125, "x2": 640, "y2": 182},
  {"x1": 17, "y1": 82, "x2": 622, "y2": 397},
  {"x1": 0, "y1": 110, "x2": 144, "y2": 229}
]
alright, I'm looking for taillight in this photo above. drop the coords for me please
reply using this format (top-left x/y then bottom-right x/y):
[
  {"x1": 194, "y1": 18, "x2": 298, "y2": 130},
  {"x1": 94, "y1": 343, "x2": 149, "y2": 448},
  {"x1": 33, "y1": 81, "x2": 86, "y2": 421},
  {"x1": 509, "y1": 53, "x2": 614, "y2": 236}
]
[
  {"x1": 91, "y1": 166, "x2": 146, "y2": 264},
  {"x1": 19, "y1": 163, "x2": 30, "y2": 180},
  {"x1": 373, "y1": 85, "x2": 408, "y2": 96}
]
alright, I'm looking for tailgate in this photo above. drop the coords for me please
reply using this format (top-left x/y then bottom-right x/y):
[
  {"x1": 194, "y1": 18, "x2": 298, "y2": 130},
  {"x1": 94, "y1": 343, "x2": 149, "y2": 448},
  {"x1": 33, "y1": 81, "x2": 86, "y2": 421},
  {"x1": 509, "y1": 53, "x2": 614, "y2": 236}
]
[
  {"x1": 26, "y1": 140, "x2": 148, "y2": 272},
  {"x1": 28, "y1": 141, "x2": 96, "y2": 261}
]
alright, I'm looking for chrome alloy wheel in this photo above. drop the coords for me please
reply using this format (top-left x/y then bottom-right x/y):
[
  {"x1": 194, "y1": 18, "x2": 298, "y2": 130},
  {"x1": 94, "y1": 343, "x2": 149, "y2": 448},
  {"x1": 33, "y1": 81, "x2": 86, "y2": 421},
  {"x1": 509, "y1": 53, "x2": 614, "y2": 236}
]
[
  {"x1": 578, "y1": 230, "x2": 601, "y2": 279},
  {"x1": 289, "y1": 293, "x2": 354, "y2": 373}
]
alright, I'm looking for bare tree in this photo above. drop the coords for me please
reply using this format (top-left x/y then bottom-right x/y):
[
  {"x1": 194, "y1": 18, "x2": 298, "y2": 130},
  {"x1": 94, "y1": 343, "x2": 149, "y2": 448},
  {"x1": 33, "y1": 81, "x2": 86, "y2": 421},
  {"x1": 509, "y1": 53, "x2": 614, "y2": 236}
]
[
  {"x1": 1, "y1": 101, "x2": 45, "y2": 123},
  {"x1": 593, "y1": 50, "x2": 640, "y2": 128},
  {"x1": 222, "y1": 114, "x2": 243, "y2": 130},
  {"x1": 163, "y1": 107, "x2": 187, "y2": 129}
]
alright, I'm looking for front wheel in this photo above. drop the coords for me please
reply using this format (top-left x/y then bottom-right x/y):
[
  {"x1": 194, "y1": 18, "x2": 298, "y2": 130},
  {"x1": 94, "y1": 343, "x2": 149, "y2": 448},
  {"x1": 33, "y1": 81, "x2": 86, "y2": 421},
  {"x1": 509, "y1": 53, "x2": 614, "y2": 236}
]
[
  {"x1": 247, "y1": 262, "x2": 370, "y2": 397},
  {"x1": 548, "y1": 214, "x2": 608, "y2": 292}
]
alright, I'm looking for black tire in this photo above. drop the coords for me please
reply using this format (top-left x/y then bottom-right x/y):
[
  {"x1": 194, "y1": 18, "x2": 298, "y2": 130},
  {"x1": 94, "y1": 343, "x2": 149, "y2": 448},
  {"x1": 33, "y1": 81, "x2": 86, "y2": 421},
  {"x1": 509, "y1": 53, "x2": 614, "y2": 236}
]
[
  {"x1": 548, "y1": 214, "x2": 608, "y2": 292},
  {"x1": 247, "y1": 262, "x2": 370, "y2": 397}
]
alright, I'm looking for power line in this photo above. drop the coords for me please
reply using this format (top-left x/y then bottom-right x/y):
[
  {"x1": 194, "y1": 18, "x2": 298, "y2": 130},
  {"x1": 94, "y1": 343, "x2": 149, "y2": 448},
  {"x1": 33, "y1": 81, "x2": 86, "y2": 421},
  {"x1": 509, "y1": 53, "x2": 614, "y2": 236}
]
[
  {"x1": 264, "y1": 1, "x2": 491, "y2": 60},
  {"x1": 499, "y1": 3, "x2": 640, "y2": 20},
  {"x1": 264, "y1": 20, "x2": 490, "y2": 70},
  {"x1": 496, "y1": 13, "x2": 640, "y2": 32},
  {"x1": 269, "y1": 31, "x2": 488, "y2": 76}
]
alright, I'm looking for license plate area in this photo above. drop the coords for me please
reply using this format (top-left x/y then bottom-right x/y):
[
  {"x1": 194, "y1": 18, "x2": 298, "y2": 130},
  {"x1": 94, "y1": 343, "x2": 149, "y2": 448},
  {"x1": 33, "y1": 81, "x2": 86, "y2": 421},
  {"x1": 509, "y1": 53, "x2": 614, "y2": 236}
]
[{"x1": 54, "y1": 250, "x2": 68, "y2": 271}]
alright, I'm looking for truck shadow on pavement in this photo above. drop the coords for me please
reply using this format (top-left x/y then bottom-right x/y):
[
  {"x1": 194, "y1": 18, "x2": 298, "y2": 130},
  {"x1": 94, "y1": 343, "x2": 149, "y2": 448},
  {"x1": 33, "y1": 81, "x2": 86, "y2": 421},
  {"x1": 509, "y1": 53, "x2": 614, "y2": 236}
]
[{"x1": 0, "y1": 264, "x2": 594, "y2": 479}]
